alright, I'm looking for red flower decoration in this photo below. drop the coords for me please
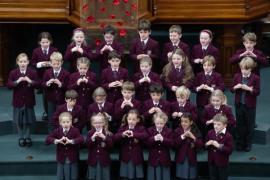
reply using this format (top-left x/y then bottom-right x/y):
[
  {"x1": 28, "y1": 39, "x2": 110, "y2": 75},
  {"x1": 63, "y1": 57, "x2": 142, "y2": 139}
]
[
  {"x1": 109, "y1": 14, "x2": 116, "y2": 19},
  {"x1": 131, "y1": 3, "x2": 137, "y2": 11},
  {"x1": 86, "y1": 15, "x2": 95, "y2": 23},
  {"x1": 99, "y1": 7, "x2": 106, "y2": 13},
  {"x1": 119, "y1": 29, "x2": 127, "y2": 37},
  {"x1": 100, "y1": 23, "x2": 106, "y2": 29},
  {"x1": 82, "y1": 4, "x2": 88, "y2": 12},
  {"x1": 113, "y1": 0, "x2": 120, "y2": 5},
  {"x1": 123, "y1": 0, "x2": 128, "y2": 3},
  {"x1": 116, "y1": 21, "x2": 123, "y2": 26},
  {"x1": 125, "y1": 11, "x2": 131, "y2": 16},
  {"x1": 95, "y1": 39, "x2": 102, "y2": 46}
]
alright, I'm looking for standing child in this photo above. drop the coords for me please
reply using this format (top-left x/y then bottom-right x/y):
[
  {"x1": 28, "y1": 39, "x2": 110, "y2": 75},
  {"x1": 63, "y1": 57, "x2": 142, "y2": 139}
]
[
  {"x1": 130, "y1": 19, "x2": 160, "y2": 72},
  {"x1": 191, "y1": 30, "x2": 220, "y2": 74},
  {"x1": 64, "y1": 28, "x2": 94, "y2": 72},
  {"x1": 147, "y1": 112, "x2": 173, "y2": 180},
  {"x1": 230, "y1": 32, "x2": 268, "y2": 75},
  {"x1": 161, "y1": 25, "x2": 190, "y2": 66},
  {"x1": 101, "y1": 51, "x2": 129, "y2": 103},
  {"x1": 46, "y1": 112, "x2": 84, "y2": 180},
  {"x1": 231, "y1": 57, "x2": 260, "y2": 152},
  {"x1": 42, "y1": 52, "x2": 70, "y2": 130},
  {"x1": 7, "y1": 53, "x2": 39, "y2": 147},
  {"x1": 114, "y1": 109, "x2": 148, "y2": 180},
  {"x1": 174, "y1": 113, "x2": 203, "y2": 180},
  {"x1": 205, "y1": 114, "x2": 233, "y2": 180},
  {"x1": 86, "y1": 113, "x2": 113, "y2": 180},
  {"x1": 133, "y1": 57, "x2": 162, "y2": 102},
  {"x1": 96, "y1": 25, "x2": 124, "y2": 69}
]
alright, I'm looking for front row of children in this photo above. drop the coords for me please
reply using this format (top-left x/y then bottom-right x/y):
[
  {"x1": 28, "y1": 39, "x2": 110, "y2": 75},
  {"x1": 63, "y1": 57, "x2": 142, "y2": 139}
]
[{"x1": 46, "y1": 109, "x2": 232, "y2": 180}]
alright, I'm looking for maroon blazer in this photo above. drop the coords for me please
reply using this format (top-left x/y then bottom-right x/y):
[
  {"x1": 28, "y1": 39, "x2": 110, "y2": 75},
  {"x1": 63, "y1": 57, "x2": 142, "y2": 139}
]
[
  {"x1": 146, "y1": 126, "x2": 173, "y2": 167},
  {"x1": 114, "y1": 98, "x2": 141, "y2": 121},
  {"x1": 87, "y1": 101, "x2": 114, "y2": 121},
  {"x1": 205, "y1": 129, "x2": 233, "y2": 167},
  {"x1": 174, "y1": 127, "x2": 203, "y2": 165},
  {"x1": 64, "y1": 43, "x2": 94, "y2": 71},
  {"x1": 42, "y1": 68, "x2": 70, "y2": 105},
  {"x1": 129, "y1": 37, "x2": 160, "y2": 72},
  {"x1": 7, "y1": 68, "x2": 39, "y2": 108},
  {"x1": 114, "y1": 125, "x2": 148, "y2": 165},
  {"x1": 68, "y1": 71, "x2": 97, "y2": 109},
  {"x1": 230, "y1": 48, "x2": 268, "y2": 75},
  {"x1": 202, "y1": 104, "x2": 236, "y2": 129},
  {"x1": 194, "y1": 71, "x2": 225, "y2": 107},
  {"x1": 45, "y1": 126, "x2": 84, "y2": 163},
  {"x1": 133, "y1": 71, "x2": 162, "y2": 102},
  {"x1": 170, "y1": 100, "x2": 198, "y2": 123},
  {"x1": 31, "y1": 46, "x2": 58, "y2": 79},
  {"x1": 86, "y1": 129, "x2": 113, "y2": 166},
  {"x1": 230, "y1": 73, "x2": 260, "y2": 108},
  {"x1": 52, "y1": 103, "x2": 85, "y2": 131},
  {"x1": 161, "y1": 41, "x2": 190, "y2": 65},
  {"x1": 100, "y1": 67, "x2": 129, "y2": 103},
  {"x1": 96, "y1": 40, "x2": 124, "y2": 68}
]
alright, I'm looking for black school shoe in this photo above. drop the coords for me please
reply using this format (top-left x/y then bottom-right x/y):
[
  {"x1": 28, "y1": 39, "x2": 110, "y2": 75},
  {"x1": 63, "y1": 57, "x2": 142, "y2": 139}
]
[
  {"x1": 244, "y1": 144, "x2": 252, "y2": 152},
  {"x1": 25, "y1": 138, "x2": 33, "y2": 147},
  {"x1": 18, "y1": 138, "x2": 26, "y2": 147}
]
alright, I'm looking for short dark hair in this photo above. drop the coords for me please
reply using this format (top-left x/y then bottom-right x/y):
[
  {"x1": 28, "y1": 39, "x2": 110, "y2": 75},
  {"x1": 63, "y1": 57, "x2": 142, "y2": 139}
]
[
  {"x1": 108, "y1": 51, "x2": 121, "y2": 60},
  {"x1": 138, "y1": 19, "x2": 151, "y2": 31},
  {"x1": 65, "y1": 90, "x2": 78, "y2": 100},
  {"x1": 103, "y1": 25, "x2": 116, "y2": 35},
  {"x1": 149, "y1": 84, "x2": 164, "y2": 94}
]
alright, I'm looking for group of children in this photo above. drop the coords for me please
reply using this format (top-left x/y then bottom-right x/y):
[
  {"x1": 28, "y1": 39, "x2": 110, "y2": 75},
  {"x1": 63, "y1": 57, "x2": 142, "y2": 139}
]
[{"x1": 7, "y1": 19, "x2": 266, "y2": 180}]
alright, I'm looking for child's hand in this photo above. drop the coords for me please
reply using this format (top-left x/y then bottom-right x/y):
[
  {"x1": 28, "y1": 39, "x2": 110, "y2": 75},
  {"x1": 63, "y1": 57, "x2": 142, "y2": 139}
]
[
  {"x1": 211, "y1": 140, "x2": 220, "y2": 148},
  {"x1": 139, "y1": 77, "x2": 146, "y2": 84},
  {"x1": 148, "y1": 107, "x2": 156, "y2": 114},
  {"x1": 71, "y1": 46, "x2": 78, "y2": 52},
  {"x1": 186, "y1": 131, "x2": 196, "y2": 140},
  {"x1": 16, "y1": 77, "x2": 25, "y2": 84},
  {"x1": 247, "y1": 51, "x2": 257, "y2": 58},
  {"x1": 77, "y1": 47, "x2": 83, "y2": 54},
  {"x1": 196, "y1": 84, "x2": 205, "y2": 91},
  {"x1": 242, "y1": 84, "x2": 253, "y2": 92},
  {"x1": 116, "y1": 81, "x2": 123, "y2": 87},
  {"x1": 167, "y1": 52, "x2": 173, "y2": 58},
  {"x1": 172, "y1": 112, "x2": 178, "y2": 118},
  {"x1": 206, "y1": 119, "x2": 213, "y2": 125},
  {"x1": 107, "y1": 45, "x2": 114, "y2": 52},
  {"x1": 65, "y1": 137, "x2": 73, "y2": 144},
  {"x1": 24, "y1": 76, "x2": 32, "y2": 84},
  {"x1": 97, "y1": 132, "x2": 106, "y2": 140},
  {"x1": 240, "y1": 51, "x2": 249, "y2": 57},
  {"x1": 46, "y1": 79, "x2": 54, "y2": 86},
  {"x1": 54, "y1": 79, "x2": 62, "y2": 87},
  {"x1": 204, "y1": 85, "x2": 214, "y2": 92},
  {"x1": 108, "y1": 81, "x2": 117, "y2": 88},
  {"x1": 77, "y1": 78, "x2": 83, "y2": 85},
  {"x1": 205, "y1": 140, "x2": 213, "y2": 146},
  {"x1": 137, "y1": 54, "x2": 144, "y2": 60},
  {"x1": 171, "y1": 86, "x2": 178, "y2": 91},
  {"x1": 145, "y1": 77, "x2": 151, "y2": 83},
  {"x1": 234, "y1": 83, "x2": 242, "y2": 90},
  {"x1": 91, "y1": 132, "x2": 98, "y2": 141},
  {"x1": 194, "y1": 58, "x2": 203, "y2": 64}
]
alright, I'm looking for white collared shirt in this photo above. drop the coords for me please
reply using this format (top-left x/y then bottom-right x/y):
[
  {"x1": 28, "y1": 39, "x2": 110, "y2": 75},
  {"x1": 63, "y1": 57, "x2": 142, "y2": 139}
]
[
  {"x1": 141, "y1": 38, "x2": 149, "y2": 45},
  {"x1": 205, "y1": 71, "x2": 213, "y2": 76},
  {"x1": 202, "y1": 45, "x2": 209, "y2": 50}
]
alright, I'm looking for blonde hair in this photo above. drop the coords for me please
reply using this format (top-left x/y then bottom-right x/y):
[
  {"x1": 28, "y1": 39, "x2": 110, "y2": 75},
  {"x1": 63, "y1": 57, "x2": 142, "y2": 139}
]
[
  {"x1": 140, "y1": 56, "x2": 152, "y2": 66},
  {"x1": 213, "y1": 113, "x2": 228, "y2": 125},
  {"x1": 92, "y1": 87, "x2": 107, "y2": 100},
  {"x1": 59, "y1": 112, "x2": 72, "y2": 123},
  {"x1": 153, "y1": 112, "x2": 168, "y2": 123},
  {"x1": 243, "y1": 32, "x2": 257, "y2": 42},
  {"x1": 77, "y1": 57, "x2": 90, "y2": 67},
  {"x1": 175, "y1": 85, "x2": 191, "y2": 99},
  {"x1": 50, "y1": 52, "x2": 63, "y2": 62},
  {"x1": 202, "y1": 55, "x2": 216, "y2": 66},
  {"x1": 239, "y1": 57, "x2": 257, "y2": 70},
  {"x1": 122, "y1": 81, "x2": 135, "y2": 92},
  {"x1": 210, "y1": 89, "x2": 227, "y2": 105},
  {"x1": 169, "y1": 25, "x2": 182, "y2": 34},
  {"x1": 90, "y1": 113, "x2": 111, "y2": 135},
  {"x1": 16, "y1": 53, "x2": 29, "y2": 62}
]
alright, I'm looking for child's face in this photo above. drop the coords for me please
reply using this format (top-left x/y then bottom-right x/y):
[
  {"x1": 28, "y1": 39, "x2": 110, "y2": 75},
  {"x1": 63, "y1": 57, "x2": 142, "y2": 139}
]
[
  {"x1": 92, "y1": 116, "x2": 105, "y2": 130},
  {"x1": 17, "y1": 57, "x2": 29, "y2": 70},
  {"x1": 240, "y1": 67, "x2": 252, "y2": 76},
  {"x1": 181, "y1": 117, "x2": 192, "y2": 130},
  {"x1": 66, "y1": 98, "x2": 76, "y2": 107},
  {"x1": 172, "y1": 53, "x2": 184, "y2": 67},
  {"x1": 211, "y1": 96, "x2": 222, "y2": 107},
  {"x1": 40, "y1": 38, "x2": 51, "y2": 49},
  {"x1": 104, "y1": 33, "x2": 114, "y2": 44},
  {"x1": 213, "y1": 121, "x2": 226, "y2": 133},
  {"x1": 140, "y1": 62, "x2": 151, "y2": 74},
  {"x1": 169, "y1": 32, "x2": 181, "y2": 44},
  {"x1": 138, "y1": 30, "x2": 150, "y2": 41},
  {"x1": 203, "y1": 62, "x2": 215, "y2": 73},
  {"x1": 150, "y1": 92, "x2": 162, "y2": 102},
  {"x1": 176, "y1": 94, "x2": 188, "y2": 104},
  {"x1": 51, "y1": 59, "x2": 62, "y2": 71},
  {"x1": 108, "y1": 58, "x2": 121, "y2": 69},
  {"x1": 243, "y1": 40, "x2": 256, "y2": 51},
  {"x1": 73, "y1": 31, "x2": 85, "y2": 45},
  {"x1": 121, "y1": 90, "x2": 134, "y2": 100},
  {"x1": 154, "y1": 117, "x2": 166, "y2": 131},
  {"x1": 77, "y1": 63, "x2": 89, "y2": 75},
  {"x1": 60, "y1": 117, "x2": 72, "y2": 129},
  {"x1": 200, "y1": 32, "x2": 211, "y2": 46},
  {"x1": 127, "y1": 113, "x2": 139, "y2": 128},
  {"x1": 95, "y1": 95, "x2": 106, "y2": 104}
]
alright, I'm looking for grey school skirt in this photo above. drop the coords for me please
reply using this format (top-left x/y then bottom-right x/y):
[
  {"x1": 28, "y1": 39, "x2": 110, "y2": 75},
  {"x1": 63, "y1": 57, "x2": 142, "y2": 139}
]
[
  {"x1": 176, "y1": 157, "x2": 197, "y2": 179},
  {"x1": 120, "y1": 161, "x2": 144, "y2": 179},
  {"x1": 13, "y1": 107, "x2": 36, "y2": 125},
  {"x1": 57, "y1": 161, "x2": 78, "y2": 180},
  {"x1": 147, "y1": 165, "x2": 170, "y2": 180},
  {"x1": 87, "y1": 162, "x2": 110, "y2": 180}
]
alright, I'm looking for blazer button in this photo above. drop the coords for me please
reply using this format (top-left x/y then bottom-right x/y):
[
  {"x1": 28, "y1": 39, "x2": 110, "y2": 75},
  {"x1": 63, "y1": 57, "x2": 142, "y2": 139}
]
[
  {"x1": 213, "y1": 150, "x2": 216, "y2": 152},
  {"x1": 97, "y1": 150, "x2": 100, "y2": 153},
  {"x1": 129, "y1": 146, "x2": 132, "y2": 150},
  {"x1": 158, "y1": 143, "x2": 161, "y2": 146},
  {"x1": 158, "y1": 150, "x2": 161, "y2": 154}
]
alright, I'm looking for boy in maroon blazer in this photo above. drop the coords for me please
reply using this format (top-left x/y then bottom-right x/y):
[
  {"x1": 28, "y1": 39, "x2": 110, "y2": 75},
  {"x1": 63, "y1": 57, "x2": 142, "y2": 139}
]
[
  {"x1": 96, "y1": 25, "x2": 124, "y2": 69},
  {"x1": 230, "y1": 32, "x2": 268, "y2": 76},
  {"x1": 133, "y1": 56, "x2": 162, "y2": 102},
  {"x1": 46, "y1": 112, "x2": 84, "y2": 180},
  {"x1": 100, "y1": 51, "x2": 129, "y2": 103},
  {"x1": 129, "y1": 19, "x2": 160, "y2": 73},
  {"x1": 205, "y1": 114, "x2": 233, "y2": 180},
  {"x1": 42, "y1": 52, "x2": 70, "y2": 130},
  {"x1": 52, "y1": 90, "x2": 85, "y2": 132},
  {"x1": 161, "y1": 25, "x2": 190, "y2": 66},
  {"x1": 143, "y1": 84, "x2": 170, "y2": 127},
  {"x1": 231, "y1": 57, "x2": 260, "y2": 152}
]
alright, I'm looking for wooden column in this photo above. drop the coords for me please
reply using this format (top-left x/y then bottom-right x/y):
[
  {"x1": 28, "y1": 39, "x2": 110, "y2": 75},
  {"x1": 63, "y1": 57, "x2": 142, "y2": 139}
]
[{"x1": 0, "y1": 24, "x2": 10, "y2": 86}]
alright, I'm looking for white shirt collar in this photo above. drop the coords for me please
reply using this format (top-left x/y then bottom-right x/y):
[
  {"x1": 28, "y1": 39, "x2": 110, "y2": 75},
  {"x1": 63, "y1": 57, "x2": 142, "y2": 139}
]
[
  {"x1": 179, "y1": 102, "x2": 186, "y2": 107},
  {"x1": 202, "y1": 45, "x2": 209, "y2": 50},
  {"x1": 216, "y1": 128, "x2": 226, "y2": 135},
  {"x1": 54, "y1": 68, "x2": 61, "y2": 74},
  {"x1": 111, "y1": 67, "x2": 119, "y2": 72},
  {"x1": 67, "y1": 105, "x2": 73, "y2": 112},
  {"x1": 242, "y1": 73, "x2": 251, "y2": 78},
  {"x1": 205, "y1": 71, "x2": 212, "y2": 76},
  {"x1": 141, "y1": 38, "x2": 149, "y2": 44},
  {"x1": 153, "y1": 100, "x2": 159, "y2": 106},
  {"x1": 63, "y1": 128, "x2": 70, "y2": 133},
  {"x1": 98, "y1": 102, "x2": 105, "y2": 109}
]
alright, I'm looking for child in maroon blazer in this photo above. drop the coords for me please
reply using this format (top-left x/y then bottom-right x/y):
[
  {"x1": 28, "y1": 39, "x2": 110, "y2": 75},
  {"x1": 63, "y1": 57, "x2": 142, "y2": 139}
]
[
  {"x1": 205, "y1": 114, "x2": 233, "y2": 180},
  {"x1": 161, "y1": 48, "x2": 194, "y2": 101},
  {"x1": 143, "y1": 84, "x2": 170, "y2": 127},
  {"x1": 114, "y1": 109, "x2": 148, "y2": 180},
  {"x1": 161, "y1": 25, "x2": 190, "y2": 66},
  {"x1": 100, "y1": 51, "x2": 129, "y2": 103},
  {"x1": 42, "y1": 52, "x2": 70, "y2": 131},
  {"x1": 64, "y1": 28, "x2": 94, "y2": 72},
  {"x1": 68, "y1": 57, "x2": 97, "y2": 119},
  {"x1": 230, "y1": 32, "x2": 268, "y2": 76},
  {"x1": 46, "y1": 112, "x2": 84, "y2": 180},
  {"x1": 86, "y1": 113, "x2": 113, "y2": 180},
  {"x1": 191, "y1": 29, "x2": 220, "y2": 74},
  {"x1": 203, "y1": 90, "x2": 236, "y2": 137},
  {"x1": 7, "y1": 53, "x2": 39, "y2": 147},
  {"x1": 52, "y1": 90, "x2": 85, "y2": 132},
  {"x1": 129, "y1": 19, "x2": 160, "y2": 73},
  {"x1": 147, "y1": 112, "x2": 173, "y2": 180},
  {"x1": 231, "y1": 57, "x2": 260, "y2": 152},
  {"x1": 174, "y1": 113, "x2": 203, "y2": 180},
  {"x1": 171, "y1": 86, "x2": 198, "y2": 129},
  {"x1": 96, "y1": 25, "x2": 124, "y2": 69},
  {"x1": 87, "y1": 87, "x2": 115, "y2": 132},
  {"x1": 133, "y1": 56, "x2": 162, "y2": 102}
]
